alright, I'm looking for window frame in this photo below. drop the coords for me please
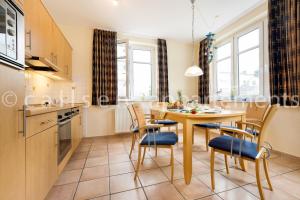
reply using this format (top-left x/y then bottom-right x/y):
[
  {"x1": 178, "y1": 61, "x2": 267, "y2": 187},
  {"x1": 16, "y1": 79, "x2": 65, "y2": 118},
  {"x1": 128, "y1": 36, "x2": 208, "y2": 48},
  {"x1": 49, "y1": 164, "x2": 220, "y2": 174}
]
[
  {"x1": 213, "y1": 21, "x2": 266, "y2": 100},
  {"x1": 213, "y1": 38, "x2": 234, "y2": 99},
  {"x1": 117, "y1": 41, "x2": 157, "y2": 101},
  {"x1": 117, "y1": 40, "x2": 129, "y2": 99},
  {"x1": 129, "y1": 44, "x2": 157, "y2": 100},
  {"x1": 234, "y1": 23, "x2": 264, "y2": 98}
]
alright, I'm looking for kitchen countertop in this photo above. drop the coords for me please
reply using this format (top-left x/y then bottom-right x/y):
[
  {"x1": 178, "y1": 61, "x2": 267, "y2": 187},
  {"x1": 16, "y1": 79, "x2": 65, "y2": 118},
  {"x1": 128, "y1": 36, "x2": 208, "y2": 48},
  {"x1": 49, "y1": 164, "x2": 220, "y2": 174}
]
[{"x1": 25, "y1": 103, "x2": 86, "y2": 117}]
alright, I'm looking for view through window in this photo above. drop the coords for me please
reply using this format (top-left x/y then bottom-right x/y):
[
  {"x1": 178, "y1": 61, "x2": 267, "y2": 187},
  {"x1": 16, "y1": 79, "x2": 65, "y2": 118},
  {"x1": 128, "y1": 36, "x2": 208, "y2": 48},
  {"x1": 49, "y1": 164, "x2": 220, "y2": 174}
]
[{"x1": 117, "y1": 42, "x2": 155, "y2": 100}]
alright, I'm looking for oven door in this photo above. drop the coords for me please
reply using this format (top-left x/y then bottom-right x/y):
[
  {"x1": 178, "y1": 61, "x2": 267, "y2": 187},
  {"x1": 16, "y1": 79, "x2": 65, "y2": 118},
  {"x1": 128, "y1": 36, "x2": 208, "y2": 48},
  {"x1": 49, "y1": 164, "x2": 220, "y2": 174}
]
[{"x1": 57, "y1": 117, "x2": 72, "y2": 164}]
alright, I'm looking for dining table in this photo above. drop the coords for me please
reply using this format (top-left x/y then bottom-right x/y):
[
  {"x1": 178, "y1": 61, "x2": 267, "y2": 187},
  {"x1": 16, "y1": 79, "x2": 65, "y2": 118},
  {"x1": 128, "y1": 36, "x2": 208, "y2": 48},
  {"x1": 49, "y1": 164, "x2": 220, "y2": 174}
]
[{"x1": 150, "y1": 107, "x2": 246, "y2": 185}]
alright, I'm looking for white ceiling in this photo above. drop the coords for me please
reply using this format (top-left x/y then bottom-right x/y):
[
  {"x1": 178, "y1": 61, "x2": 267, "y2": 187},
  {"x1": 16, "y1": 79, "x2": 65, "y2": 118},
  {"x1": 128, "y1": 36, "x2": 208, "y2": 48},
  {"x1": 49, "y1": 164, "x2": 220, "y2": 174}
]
[{"x1": 43, "y1": 0, "x2": 264, "y2": 42}]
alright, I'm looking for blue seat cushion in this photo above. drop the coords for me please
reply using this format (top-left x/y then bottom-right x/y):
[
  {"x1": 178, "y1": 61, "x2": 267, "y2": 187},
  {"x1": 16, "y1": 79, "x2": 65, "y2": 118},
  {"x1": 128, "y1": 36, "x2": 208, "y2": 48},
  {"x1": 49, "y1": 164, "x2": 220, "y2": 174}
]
[
  {"x1": 209, "y1": 135, "x2": 258, "y2": 160},
  {"x1": 154, "y1": 120, "x2": 178, "y2": 125},
  {"x1": 140, "y1": 132, "x2": 178, "y2": 146},
  {"x1": 221, "y1": 125, "x2": 260, "y2": 136},
  {"x1": 194, "y1": 123, "x2": 220, "y2": 129}
]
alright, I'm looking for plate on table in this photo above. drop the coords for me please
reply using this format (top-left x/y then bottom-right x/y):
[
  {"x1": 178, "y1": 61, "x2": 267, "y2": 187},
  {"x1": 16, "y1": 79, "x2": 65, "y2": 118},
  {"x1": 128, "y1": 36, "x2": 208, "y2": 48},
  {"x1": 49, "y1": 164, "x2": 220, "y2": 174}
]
[{"x1": 202, "y1": 110, "x2": 221, "y2": 114}]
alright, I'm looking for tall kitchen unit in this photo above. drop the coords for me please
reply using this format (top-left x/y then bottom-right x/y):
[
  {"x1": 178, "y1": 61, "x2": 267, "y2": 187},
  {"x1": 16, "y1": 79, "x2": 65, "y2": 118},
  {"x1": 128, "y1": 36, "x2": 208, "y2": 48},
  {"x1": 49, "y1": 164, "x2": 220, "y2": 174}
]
[
  {"x1": 0, "y1": 65, "x2": 26, "y2": 199},
  {"x1": 0, "y1": 0, "x2": 26, "y2": 199}
]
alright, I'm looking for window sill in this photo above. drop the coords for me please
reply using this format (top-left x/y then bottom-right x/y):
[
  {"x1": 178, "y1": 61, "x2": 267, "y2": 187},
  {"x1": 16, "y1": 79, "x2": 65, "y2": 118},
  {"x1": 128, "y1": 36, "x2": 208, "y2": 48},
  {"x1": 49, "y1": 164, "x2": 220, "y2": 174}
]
[{"x1": 118, "y1": 99, "x2": 158, "y2": 103}]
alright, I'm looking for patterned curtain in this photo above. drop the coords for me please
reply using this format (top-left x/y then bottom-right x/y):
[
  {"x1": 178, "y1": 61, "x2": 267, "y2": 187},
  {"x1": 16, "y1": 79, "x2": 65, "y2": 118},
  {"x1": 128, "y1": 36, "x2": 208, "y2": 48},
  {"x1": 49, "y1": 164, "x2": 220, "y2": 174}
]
[
  {"x1": 268, "y1": 0, "x2": 300, "y2": 106},
  {"x1": 158, "y1": 39, "x2": 169, "y2": 102},
  {"x1": 92, "y1": 29, "x2": 118, "y2": 106},
  {"x1": 198, "y1": 39, "x2": 210, "y2": 104}
]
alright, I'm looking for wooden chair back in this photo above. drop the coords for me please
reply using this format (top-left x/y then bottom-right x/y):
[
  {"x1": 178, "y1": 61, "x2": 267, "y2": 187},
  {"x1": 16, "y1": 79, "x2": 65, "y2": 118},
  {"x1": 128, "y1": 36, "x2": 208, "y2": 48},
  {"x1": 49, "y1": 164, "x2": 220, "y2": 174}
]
[
  {"x1": 127, "y1": 104, "x2": 137, "y2": 130},
  {"x1": 151, "y1": 102, "x2": 167, "y2": 120},
  {"x1": 246, "y1": 102, "x2": 270, "y2": 124},
  {"x1": 256, "y1": 105, "x2": 277, "y2": 150},
  {"x1": 132, "y1": 103, "x2": 147, "y2": 137}
]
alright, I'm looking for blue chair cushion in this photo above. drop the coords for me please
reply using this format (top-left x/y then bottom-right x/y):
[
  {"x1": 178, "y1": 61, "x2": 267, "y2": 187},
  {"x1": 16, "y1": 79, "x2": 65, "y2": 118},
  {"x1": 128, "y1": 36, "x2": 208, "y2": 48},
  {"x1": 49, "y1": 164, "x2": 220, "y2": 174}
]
[
  {"x1": 208, "y1": 135, "x2": 258, "y2": 160},
  {"x1": 140, "y1": 132, "x2": 178, "y2": 146},
  {"x1": 194, "y1": 123, "x2": 220, "y2": 129},
  {"x1": 221, "y1": 125, "x2": 260, "y2": 136},
  {"x1": 154, "y1": 120, "x2": 178, "y2": 125}
]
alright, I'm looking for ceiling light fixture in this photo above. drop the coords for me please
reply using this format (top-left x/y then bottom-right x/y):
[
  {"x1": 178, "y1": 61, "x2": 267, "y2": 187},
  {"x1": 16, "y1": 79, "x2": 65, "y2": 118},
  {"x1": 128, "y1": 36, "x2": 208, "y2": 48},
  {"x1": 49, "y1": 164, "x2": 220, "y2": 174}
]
[
  {"x1": 184, "y1": 0, "x2": 203, "y2": 77},
  {"x1": 113, "y1": 0, "x2": 119, "y2": 6}
]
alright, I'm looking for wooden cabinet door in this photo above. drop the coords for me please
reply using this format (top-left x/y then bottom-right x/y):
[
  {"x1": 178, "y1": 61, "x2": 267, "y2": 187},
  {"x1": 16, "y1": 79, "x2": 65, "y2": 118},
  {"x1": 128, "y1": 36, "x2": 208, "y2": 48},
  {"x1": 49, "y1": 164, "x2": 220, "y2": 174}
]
[
  {"x1": 24, "y1": 0, "x2": 40, "y2": 56},
  {"x1": 78, "y1": 113, "x2": 83, "y2": 141},
  {"x1": 0, "y1": 66, "x2": 26, "y2": 200},
  {"x1": 71, "y1": 114, "x2": 82, "y2": 151},
  {"x1": 38, "y1": 3, "x2": 53, "y2": 62},
  {"x1": 26, "y1": 126, "x2": 58, "y2": 200},
  {"x1": 64, "y1": 41, "x2": 73, "y2": 80}
]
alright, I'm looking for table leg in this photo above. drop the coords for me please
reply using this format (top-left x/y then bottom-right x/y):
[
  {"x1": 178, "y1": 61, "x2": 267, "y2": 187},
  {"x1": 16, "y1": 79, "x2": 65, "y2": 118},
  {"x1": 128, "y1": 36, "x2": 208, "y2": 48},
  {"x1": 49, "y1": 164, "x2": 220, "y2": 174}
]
[{"x1": 183, "y1": 120, "x2": 193, "y2": 184}]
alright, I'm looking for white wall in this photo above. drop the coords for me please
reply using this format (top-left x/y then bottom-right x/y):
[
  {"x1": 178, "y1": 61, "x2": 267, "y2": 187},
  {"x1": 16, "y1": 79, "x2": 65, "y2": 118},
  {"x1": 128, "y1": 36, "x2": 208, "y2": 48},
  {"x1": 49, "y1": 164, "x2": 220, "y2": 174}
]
[{"x1": 60, "y1": 25, "x2": 196, "y2": 137}]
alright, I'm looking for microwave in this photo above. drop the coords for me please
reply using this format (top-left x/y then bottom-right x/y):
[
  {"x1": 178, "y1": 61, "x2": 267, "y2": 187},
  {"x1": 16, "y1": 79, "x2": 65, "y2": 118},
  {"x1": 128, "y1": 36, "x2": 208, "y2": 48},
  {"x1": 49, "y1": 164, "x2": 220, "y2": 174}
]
[{"x1": 0, "y1": 0, "x2": 24, "y2": 69}]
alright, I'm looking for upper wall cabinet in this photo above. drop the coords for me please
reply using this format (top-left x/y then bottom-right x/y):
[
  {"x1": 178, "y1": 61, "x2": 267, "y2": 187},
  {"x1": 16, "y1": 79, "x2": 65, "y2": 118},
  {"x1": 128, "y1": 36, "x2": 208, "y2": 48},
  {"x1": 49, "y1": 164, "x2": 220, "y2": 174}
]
[{"x1": 24, "y1": 0, "x2": 73, "y2": 80}]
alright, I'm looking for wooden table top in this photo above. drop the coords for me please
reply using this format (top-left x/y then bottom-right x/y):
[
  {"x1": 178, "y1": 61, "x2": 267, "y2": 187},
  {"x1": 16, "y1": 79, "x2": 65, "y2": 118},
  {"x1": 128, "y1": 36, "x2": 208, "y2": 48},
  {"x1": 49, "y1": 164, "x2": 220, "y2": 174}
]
[{"x1": 151, "y1": 108, "x2": 246, "y2": 119}]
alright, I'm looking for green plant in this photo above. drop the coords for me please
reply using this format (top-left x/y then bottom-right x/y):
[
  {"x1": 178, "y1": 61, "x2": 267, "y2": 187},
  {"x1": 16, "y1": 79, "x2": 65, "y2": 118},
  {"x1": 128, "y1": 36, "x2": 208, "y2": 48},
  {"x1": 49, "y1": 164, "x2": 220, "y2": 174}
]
[{"x1": 177, "y1": 90, "x2": 183, "y2": 104}]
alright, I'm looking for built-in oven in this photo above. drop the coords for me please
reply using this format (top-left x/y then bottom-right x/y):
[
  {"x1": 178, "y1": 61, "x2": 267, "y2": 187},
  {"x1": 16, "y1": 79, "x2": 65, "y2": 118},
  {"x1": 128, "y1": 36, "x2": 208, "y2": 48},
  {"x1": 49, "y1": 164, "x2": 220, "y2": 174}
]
[
  {"x1": 0, "y1": 0, "x2": 24, "y2": 69},
  {"x1": 57, "y1": 109, "x2": 72, "y2": 164}
]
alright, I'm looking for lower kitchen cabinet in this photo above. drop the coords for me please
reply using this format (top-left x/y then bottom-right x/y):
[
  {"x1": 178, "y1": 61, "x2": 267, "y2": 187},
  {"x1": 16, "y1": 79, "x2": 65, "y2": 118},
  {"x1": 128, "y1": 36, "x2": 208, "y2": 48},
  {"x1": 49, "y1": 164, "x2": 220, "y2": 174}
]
[
  {"x1": 71, "y1": 113, "x2": 83, "y2": 152},
  {"x1": 26, "y1": 125, "x2": 58, "y2": 200}
]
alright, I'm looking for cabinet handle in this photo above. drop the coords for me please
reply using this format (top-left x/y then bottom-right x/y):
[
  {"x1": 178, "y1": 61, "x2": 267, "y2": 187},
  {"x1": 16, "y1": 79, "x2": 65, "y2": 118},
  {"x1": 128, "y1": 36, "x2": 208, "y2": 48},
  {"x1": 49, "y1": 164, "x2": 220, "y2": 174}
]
[
  {"x1": 18, "y1": 105, "x2": 26, "y2": 137},
  {"x1": 40, "y1": 119, "x2": 52, "y2": 126},
  {"x1": 25, "y1": 31, "x2": 32, "y2": 50}
]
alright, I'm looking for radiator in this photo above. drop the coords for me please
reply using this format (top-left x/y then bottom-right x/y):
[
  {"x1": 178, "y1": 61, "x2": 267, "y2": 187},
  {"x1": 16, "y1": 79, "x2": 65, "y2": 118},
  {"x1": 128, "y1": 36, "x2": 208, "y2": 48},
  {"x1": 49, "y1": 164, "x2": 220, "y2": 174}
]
[{"x1": 115, "y1": 104, "x2": 132, "y2": 133}]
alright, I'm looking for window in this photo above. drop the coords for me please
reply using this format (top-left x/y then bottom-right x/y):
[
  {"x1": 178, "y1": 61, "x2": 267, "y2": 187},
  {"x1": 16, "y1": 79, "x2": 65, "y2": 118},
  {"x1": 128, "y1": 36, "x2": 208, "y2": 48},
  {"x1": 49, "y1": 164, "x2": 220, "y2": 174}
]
[
  {"x1": 237, "y1": 29, "x2": 260, "y2": 97},
  {"x1": 117, "y1": 43, "x2": 128, "y2": 98},
  {"x1": 216, "y1": 43, "x2": 232, "y2": 97},
  {"x1": 214, "y1": 23, "x2": 265, "y2": 99},
  {"x1": 117, "y1": 42, "x2": 156, "y2": 100}
]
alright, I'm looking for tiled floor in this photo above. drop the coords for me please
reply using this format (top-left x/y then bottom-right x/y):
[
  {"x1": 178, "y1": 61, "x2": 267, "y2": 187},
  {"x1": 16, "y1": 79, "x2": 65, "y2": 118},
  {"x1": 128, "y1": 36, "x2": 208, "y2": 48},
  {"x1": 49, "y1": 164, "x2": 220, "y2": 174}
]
[{"x1": 46, "y1": 130, "x2": 300, "y2": 200}]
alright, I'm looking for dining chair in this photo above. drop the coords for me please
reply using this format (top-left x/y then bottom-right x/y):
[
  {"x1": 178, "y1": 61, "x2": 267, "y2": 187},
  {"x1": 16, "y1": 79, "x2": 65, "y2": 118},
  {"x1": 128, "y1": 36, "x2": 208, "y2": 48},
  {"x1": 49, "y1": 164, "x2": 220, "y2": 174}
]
[
  {"x1": 127, "y1": 104, "x2": 140, "y2": 159},
  {"x1": 132, "y1": 103, "x2": 178, "y2": 183},
  {"x1": 224, "y1": 103, "x2": 271, "y2": 140},
  {"x1": 151, "y1": 102, "x2": 179, "y2": 136},
  {"x1": 127, "y1": 104, "x2": 161, "y2": 159},
  {"x1": 208, "y1": 105, "x2": 276, "y2": 200},
  {"x1": 192, "y1": 102, "x2": 271, "y2": 151}
]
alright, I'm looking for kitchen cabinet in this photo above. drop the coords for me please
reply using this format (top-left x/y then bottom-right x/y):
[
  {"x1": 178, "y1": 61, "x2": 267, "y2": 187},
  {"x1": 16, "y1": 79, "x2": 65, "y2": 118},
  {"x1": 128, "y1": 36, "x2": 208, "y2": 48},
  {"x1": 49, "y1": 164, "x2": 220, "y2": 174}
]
[
  {"x1": 24, "y1": 0, "x2": 40, "y2": 56},
  {"x1": 71, "y1": 112, "x2": 83, "y2": 152},
  {"x1": 26, "y1": 125, "x2": 58, "y2": 200},
  {"x1": 64, "y1": 40, "x2": 73, "y2": 80},
  {"x1": 0, "y1": 66, "x2": 26, "y2": 200},
  {"x1": 26, "y1": 112, "x2": 56, "y2": 138},
  {"x1": 24, "y1": 0, "x2": 73, "y2": 80}
]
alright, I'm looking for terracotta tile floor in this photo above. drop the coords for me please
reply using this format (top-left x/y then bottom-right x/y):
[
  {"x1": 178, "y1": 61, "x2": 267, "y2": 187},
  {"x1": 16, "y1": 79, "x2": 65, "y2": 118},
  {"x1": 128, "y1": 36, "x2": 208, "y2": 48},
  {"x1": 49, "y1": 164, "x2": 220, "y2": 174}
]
[{"x1": 46, "y1": 131, "x2": 300, "y2": 200}]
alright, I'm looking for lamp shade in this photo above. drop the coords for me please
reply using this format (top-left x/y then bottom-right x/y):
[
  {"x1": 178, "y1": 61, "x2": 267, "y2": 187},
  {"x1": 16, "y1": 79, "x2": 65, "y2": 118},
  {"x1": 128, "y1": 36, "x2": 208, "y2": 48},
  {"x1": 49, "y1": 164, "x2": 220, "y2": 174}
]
[{"x1": 184, "y1": 65, "x2": 204, "y2": 77}]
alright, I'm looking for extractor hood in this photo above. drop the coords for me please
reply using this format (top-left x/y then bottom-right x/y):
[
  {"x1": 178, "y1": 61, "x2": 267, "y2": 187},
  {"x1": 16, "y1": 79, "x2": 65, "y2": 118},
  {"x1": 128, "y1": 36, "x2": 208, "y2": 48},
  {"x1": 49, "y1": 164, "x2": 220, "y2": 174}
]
[{"x1": 25, "y1": 56, "x2": 60, "y2": 72}]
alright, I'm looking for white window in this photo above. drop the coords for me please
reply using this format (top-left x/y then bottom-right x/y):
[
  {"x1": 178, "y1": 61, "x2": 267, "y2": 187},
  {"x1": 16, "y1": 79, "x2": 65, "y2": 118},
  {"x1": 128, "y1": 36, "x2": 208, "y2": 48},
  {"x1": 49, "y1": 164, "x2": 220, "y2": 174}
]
[
  {"x1": 216, "y1": 43, "x2": 232, "y2": 97},
  {"x1": 117, "y1": 42, "x2": 128, "y2": 99},
  {"x1": 117, "y1": 42, "x2": 156, "y2": 100},
  {"x1": 214, "y1": 22, "x2": 266, "y2": 99},
  {"x1": 237, "y1": 28, "x2": 262, "y2": 97}
]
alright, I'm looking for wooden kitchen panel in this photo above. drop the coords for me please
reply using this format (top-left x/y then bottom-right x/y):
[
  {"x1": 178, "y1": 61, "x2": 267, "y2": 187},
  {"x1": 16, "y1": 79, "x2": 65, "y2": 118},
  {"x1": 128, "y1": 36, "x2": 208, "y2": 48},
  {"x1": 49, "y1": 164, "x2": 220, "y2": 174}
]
[
  {"x1": 26, "y1": 125, "x2": 58, "y2": 200},
  {"x1": 26, "y1": 112, "x2": 57, "y2": 138}
]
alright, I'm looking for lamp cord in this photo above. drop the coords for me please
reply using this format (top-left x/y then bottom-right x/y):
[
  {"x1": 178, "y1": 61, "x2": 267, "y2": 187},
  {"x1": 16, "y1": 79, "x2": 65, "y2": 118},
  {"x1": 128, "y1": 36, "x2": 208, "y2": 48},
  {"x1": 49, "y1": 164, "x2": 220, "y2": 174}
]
[{"x1": 191, "y1": 1, "x2": 195, "y2": 65}]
